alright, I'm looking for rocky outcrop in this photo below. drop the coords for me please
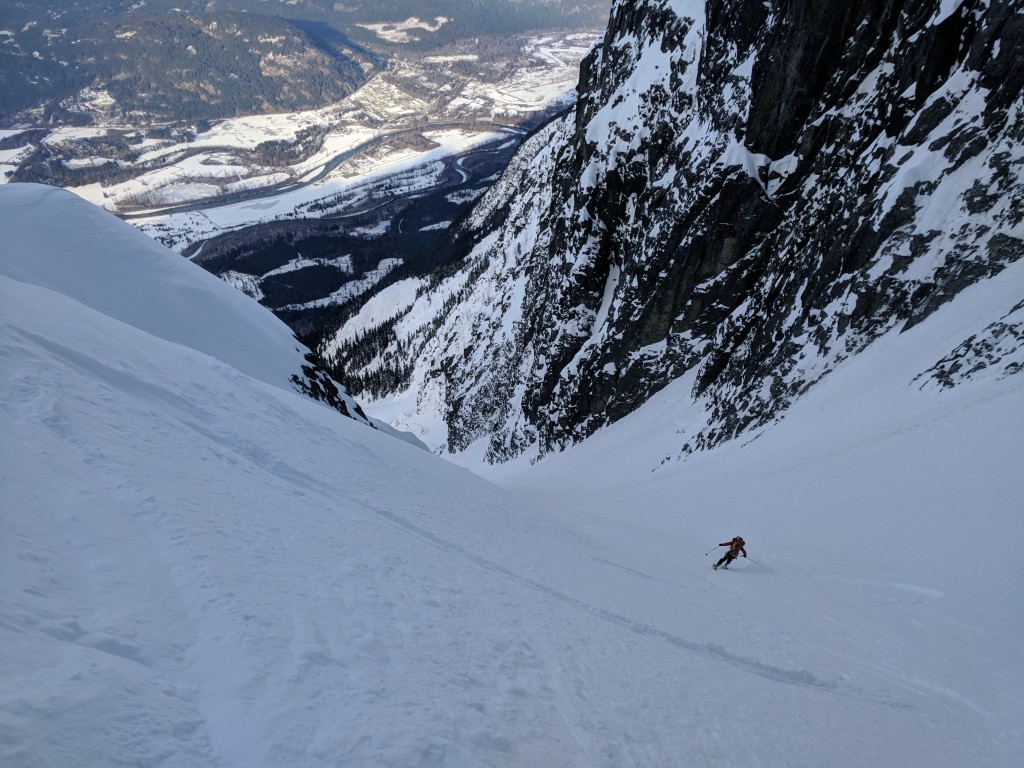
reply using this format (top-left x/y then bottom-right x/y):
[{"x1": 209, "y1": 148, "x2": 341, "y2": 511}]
[{"x1": 322, "y1": 0, "x2": 1024, "y2": 462}]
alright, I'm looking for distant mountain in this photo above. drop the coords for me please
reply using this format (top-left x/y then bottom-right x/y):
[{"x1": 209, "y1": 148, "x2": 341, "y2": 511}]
[
  {"x1": 0, "y1": 0, "x2": 612, "y2": 126},
  {"x1": 318, "y1": 0, "x2": 1024, "y2": 461},
  {"x1": 0, "y1": 10, "x2": 373, "y2": 124},
  {"x1": 332, "y1": 0, "x2": 613, "y2": 49}
]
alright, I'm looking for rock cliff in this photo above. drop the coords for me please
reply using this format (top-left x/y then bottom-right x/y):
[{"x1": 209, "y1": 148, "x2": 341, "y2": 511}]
[{"x1": 322, "y1": 0, "x2": 1023, "y2": 462}]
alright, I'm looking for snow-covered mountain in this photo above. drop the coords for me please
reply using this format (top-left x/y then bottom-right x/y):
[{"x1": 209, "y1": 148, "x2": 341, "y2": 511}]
[
  {"x1": 321, "y1": 0, "x2": 1023, "y2": 462},
  {"x1": 3, "y1": 170, "x2": 1023, "y2": 767},
  {"x1": 0, "y1": 184, "x2": 375, "y2": 426}
]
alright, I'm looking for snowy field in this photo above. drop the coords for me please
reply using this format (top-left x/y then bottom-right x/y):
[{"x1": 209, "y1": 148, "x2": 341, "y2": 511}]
[
  {"x1": 2, "y1": 184, "x2": 1023, "y2": 767},
  {"x1": 130, "y1": 133, "x2": 502, "y2": 254}
]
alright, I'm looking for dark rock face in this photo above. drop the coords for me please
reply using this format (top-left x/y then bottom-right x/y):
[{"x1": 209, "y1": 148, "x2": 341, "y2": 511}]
[
  {"x1": 291, "y1": 348, "x2": 374, "y2": 426},
  {"x1": 322, "y1": 0, "x2": 1023, "y2": 462},
  {"x1": 915, "y1": 299, "x2": 1024, "y2": 388}
]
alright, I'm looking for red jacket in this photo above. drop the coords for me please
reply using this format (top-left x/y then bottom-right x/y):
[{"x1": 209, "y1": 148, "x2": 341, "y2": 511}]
[{"x1": 721, "y1": 539, "x2": 747, "y2": 557}]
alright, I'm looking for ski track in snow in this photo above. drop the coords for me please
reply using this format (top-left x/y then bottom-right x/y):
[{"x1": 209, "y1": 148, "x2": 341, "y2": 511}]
[{"x1": 361, "y1": 498, "x2": 911, "y2": 710}]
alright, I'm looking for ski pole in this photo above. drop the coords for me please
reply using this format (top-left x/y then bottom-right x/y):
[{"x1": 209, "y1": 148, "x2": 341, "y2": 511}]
[
  {"x1": 705, "y1": 545, "x2": 722, "y2": 556},
  {"x1": 745, "y1": 556, "x2": 761, "y2": 566}
]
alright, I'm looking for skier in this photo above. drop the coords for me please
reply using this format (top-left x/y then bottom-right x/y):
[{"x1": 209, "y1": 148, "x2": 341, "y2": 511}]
[{"x1": 713, "y1": 536, "x2": 746, "y2": 569}]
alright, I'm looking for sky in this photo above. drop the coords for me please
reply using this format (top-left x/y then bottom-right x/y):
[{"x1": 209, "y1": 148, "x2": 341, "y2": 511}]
[{"x1": 2, "y1": 182, "x2": 1023, "y2": 767}]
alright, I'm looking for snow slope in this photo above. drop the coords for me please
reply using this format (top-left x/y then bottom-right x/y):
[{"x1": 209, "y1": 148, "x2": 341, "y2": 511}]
[
  {"x1": 1, "y1": 184, "x2": 310, "y2": 393},
  {"x1": 0, "y1": 183, "x2": 371, "y2": 423},
  {"x1": 2, "y1": 185, "x2": 1023, "y2": 767},
  {"x1": 483, "y1": 259, "x2": 1024, "y2": 767}
]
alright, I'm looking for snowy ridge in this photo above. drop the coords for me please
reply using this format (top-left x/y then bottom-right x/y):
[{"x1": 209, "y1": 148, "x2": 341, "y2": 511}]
[
  {"x1": 321, "y1": 0, "x2": 1023, "y2": 463},
  {"x1": 0, "y1": 184, "x2": 371, "y2": 424}
]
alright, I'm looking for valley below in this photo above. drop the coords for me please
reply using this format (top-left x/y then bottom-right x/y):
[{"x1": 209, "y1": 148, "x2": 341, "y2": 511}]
[{"x1": 2, "y1": 28, "x2": 598, "y2": 337}]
